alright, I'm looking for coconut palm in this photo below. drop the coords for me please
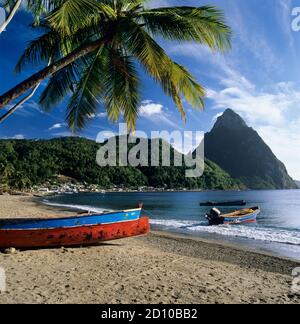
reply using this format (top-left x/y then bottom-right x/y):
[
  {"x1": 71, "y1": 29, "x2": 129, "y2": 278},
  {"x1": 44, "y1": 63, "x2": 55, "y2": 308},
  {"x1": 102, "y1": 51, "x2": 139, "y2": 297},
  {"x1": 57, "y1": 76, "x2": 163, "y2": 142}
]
[{"x1": 0, "y1": 0, "x2": 231, "y2": 131}]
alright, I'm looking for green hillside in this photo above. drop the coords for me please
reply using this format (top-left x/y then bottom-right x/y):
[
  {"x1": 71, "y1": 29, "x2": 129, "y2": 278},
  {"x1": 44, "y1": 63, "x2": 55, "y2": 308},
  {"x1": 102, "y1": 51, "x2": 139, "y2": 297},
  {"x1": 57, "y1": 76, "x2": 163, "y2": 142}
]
[{"x1": 0, "y1": 137, "x2": 241, "y2": 191}]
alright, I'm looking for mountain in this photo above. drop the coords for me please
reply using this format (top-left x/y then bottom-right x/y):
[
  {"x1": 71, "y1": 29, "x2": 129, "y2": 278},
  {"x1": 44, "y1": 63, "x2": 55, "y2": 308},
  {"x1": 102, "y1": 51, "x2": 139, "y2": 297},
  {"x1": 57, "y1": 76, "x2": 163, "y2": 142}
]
[
  {"x1": 294, "y1": 180, "x2": 300, "y2": 189},
  {"x1": 203, "y1": 109, "x2": 297, "y2": 189},
  {"x1": 0, "y1": 137, "x2": 242, "y2": 191}
]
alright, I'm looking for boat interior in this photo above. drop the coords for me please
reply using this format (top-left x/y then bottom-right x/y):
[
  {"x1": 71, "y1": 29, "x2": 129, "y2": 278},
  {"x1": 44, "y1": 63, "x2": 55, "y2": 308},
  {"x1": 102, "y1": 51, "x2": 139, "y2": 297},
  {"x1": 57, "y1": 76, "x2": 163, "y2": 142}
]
[{"x1": 221, "y1": 206, "x2": 260, "y2": 218}]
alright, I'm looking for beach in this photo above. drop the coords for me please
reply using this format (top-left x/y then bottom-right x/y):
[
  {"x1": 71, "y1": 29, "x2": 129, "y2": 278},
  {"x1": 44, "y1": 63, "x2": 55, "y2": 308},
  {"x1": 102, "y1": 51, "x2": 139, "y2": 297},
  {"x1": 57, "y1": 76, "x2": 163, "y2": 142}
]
[{"x1": 0, "y1": 195, "x2": 299, "y2": 304}]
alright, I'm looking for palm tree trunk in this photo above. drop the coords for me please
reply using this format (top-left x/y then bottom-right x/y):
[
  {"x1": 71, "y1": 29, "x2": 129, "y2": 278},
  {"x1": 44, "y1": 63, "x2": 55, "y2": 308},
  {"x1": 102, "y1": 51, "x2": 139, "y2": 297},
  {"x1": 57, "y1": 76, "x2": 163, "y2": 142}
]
[
  {"x1": 0, "y1": 0, "x2": 22, "y2": 34},
  {"x1": 0, "y1": 58, "x2": 52, "y2": 123},
  {"x1": 0, "y1": 37, "x2": 107, "y2": 109},
  {"x1": 0, "y1": 83, "x2": 40, "y2": 123}
]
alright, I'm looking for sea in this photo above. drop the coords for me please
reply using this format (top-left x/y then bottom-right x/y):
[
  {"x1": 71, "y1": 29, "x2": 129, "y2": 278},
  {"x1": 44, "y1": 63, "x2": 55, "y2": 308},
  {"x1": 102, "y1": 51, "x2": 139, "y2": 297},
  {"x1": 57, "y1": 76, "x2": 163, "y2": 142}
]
[{"x1": 43, "y1": 190, "x2": 300, "y2": 261}]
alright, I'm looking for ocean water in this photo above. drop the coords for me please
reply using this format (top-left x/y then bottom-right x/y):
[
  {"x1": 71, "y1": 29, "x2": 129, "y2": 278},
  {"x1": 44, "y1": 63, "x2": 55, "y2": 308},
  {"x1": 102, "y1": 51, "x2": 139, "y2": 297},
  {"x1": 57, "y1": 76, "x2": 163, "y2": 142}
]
[{"x1": 44, "y1": 190, "x2": 300, "y2": 261}]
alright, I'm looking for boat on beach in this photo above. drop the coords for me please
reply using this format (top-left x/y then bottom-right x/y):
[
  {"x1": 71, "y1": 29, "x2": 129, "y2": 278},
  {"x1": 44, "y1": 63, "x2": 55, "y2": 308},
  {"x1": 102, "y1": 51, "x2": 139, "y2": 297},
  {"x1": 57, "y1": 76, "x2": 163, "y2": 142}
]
[
  {"x1": 200, "y1": 200, "x2": 247, "y2": 207},
  {"x1": 0, "y1": 217, "x2": 150, "y2": 249},
  {"x1": 0, "y1": 208, "x2": 142, "y2": 230},
  {"x1": 0, "y1": 208, "x2": 150, "y2": 248},
  {"x1": 205, "y1": 206, "x2": 260, "y2": 226}
]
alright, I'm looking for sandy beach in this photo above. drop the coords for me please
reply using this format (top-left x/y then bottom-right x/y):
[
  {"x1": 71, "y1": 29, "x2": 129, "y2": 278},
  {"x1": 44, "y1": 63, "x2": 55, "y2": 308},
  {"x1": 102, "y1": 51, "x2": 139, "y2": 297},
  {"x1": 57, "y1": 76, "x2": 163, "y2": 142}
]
[{"x1": 0, "y1": 195, "x2": 299, "y2": 304}]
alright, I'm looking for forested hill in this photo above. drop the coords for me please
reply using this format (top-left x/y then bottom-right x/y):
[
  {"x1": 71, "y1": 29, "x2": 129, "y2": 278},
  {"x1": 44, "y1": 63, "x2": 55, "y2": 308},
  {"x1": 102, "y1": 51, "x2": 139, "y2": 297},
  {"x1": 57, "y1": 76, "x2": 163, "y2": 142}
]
[{"x1": 0, "y1": 137, "x2": 242, "y2": 191}]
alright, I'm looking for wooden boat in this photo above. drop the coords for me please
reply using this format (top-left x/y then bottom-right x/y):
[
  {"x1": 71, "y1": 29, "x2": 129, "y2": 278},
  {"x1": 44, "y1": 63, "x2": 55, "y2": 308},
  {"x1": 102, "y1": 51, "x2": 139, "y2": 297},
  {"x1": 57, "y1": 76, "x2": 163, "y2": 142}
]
[
  {"x1": 200, "y1": 200, "x2": 247, "y2": 207},
  {"x1": 205, "y1": 206, "x2": 260, "y2": 226},
  {"x1": 0, "y1": 217, "x2": 150, "y2": 249},
  {"x1": 0, "y1": 208, "x2": 142, "y2": 230}
]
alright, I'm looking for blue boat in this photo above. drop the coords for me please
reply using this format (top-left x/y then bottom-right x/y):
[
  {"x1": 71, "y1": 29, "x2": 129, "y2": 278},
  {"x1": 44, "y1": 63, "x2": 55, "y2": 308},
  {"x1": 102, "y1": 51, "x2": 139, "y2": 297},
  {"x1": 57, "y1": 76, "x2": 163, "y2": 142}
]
[{"x1": 0, "y1": 208, "x2": 142, "y2": 230}]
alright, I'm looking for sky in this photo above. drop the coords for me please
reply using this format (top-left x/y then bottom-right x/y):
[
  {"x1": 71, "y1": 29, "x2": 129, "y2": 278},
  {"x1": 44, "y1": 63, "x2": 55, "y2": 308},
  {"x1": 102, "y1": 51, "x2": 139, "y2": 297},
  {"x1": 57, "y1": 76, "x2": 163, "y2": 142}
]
[{"x1": 1, "y1": 0, "x2": 300, "y2": 178}]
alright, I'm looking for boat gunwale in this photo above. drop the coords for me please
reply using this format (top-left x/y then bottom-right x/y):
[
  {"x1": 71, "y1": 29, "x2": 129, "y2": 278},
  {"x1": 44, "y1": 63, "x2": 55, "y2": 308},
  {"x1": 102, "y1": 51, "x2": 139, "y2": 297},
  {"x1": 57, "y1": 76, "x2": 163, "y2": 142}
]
[
  {"x1": 0, "y1": 208, "x2": 142, "y2": 223},
  {"x1": 0, "y1": 216, "x2": 144, "y2": 232}
]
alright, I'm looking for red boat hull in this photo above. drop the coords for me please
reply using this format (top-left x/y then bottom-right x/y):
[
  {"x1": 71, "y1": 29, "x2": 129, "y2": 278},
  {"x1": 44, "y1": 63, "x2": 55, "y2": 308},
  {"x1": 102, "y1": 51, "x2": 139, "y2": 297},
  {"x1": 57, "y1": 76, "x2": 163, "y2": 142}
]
[{"x1": 0, "y1": 217, "x2": 150, "y2": 249}]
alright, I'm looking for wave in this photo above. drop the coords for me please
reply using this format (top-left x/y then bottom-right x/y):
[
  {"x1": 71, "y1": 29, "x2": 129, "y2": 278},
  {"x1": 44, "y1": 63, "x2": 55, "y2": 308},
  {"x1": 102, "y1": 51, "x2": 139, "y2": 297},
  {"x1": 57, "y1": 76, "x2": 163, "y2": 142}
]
[
  {"x1": 150, "y1": 219, "x2": 300, "y2": 246},
  {"x1": 42, "y1": 200, "x2": 109, "y2": 213}
]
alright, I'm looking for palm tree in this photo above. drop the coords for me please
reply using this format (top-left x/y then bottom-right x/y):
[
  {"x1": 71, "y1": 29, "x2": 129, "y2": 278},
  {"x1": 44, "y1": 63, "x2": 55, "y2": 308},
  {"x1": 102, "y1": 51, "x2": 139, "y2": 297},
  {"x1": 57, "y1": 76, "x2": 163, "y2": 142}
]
[{"x1": 0, "y1": 0, "x2": 231, "y2": 131}]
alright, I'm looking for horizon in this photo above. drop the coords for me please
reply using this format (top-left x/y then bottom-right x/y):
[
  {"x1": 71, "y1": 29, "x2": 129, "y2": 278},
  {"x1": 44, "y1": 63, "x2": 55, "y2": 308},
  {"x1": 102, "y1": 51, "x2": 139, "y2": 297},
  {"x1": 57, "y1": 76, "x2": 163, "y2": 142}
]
[{"x1": 1, "y1": 0, "x2": 300, "y2": 179}]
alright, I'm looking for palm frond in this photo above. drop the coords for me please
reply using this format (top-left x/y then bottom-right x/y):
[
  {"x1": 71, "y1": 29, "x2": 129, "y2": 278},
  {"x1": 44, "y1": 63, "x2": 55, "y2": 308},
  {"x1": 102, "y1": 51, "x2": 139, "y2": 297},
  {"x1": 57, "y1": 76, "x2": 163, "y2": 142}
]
[
  {"x1": 15, "y1": 30, "x2": 60, "y2": 73},
  {"x1": 47, "y1": 0, "x2": 117, "y2": 35},
  {"x1": 140, "y1": 6, "x2": 231, "y2": 51},
  {"x1": 66, "y1": 47, "x2": 106, "y2": 131},
  {"x1": 39, "y1": 63, "x2": 79, "y2": 111},
  {"x1": 103, "y1": 47, "x2": 140, "y2": 131},
  {"x1": 26, "y1": 0, "x2": 65, "y2": 24},
  {"x1": 120, "y1": 20, "x2": 205, "y2": 119}
]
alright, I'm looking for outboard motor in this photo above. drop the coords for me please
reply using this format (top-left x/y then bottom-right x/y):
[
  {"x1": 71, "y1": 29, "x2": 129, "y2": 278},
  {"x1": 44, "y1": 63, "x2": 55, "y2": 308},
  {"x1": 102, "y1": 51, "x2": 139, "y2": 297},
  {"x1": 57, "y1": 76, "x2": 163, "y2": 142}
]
[
  {"x1": 205, "y1": 208, "x2": 222, "y2": 224},
  {"x1": 210, "y1": 208, "x2": 221, "y2": 219}
]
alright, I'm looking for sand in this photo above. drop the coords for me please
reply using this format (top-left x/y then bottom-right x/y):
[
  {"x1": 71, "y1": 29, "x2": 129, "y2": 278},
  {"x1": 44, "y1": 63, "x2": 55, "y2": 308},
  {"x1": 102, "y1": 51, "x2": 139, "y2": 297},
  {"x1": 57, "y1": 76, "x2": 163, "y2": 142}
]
[{"x1": 0, "y1": 195, "x2": 299, "y2": 304}]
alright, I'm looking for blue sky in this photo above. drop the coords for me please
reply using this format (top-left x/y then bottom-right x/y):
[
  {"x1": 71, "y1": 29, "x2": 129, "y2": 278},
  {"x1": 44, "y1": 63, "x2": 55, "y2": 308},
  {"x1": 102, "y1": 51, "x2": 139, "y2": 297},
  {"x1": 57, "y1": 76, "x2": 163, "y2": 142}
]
[{"x1": 1, "y1": 0, "x2": 300, "y2": 178}]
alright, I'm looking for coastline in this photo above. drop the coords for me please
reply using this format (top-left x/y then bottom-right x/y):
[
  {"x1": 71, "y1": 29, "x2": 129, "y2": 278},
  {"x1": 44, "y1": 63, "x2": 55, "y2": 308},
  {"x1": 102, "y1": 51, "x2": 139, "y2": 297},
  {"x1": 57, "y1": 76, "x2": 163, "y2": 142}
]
[{"x1": 0, "y1": 194, "x2": 299, "y2": 304}]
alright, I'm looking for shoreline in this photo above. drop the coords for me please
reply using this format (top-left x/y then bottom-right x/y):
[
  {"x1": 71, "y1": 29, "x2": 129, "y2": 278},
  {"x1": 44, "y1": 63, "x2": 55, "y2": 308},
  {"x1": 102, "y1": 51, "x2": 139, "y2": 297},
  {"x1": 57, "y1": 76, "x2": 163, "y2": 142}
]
[
  {"x1": 20, "y1": 187, "x2": 300, "y2": 197},
  {"x1": 37, "y1": 195, "x2": 300, "y2": 264},
  {"x1": 0, "y1": 194, "x2": 299, "y2": 304}
]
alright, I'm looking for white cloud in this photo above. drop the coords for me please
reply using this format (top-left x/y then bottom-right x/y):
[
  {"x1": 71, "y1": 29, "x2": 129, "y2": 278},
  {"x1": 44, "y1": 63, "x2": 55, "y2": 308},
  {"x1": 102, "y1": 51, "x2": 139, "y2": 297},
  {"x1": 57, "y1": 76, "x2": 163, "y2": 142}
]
[
  {"x1": 49, "y1": 123, "x2": 64, "y2": 131},
  {"x1": 97, "y1": 112, "x2": 107, "y2": 118},
  {"x1": 212, "y1": 113, "x2": 223, "y2": 121},
  {"x1": 140, "y1": 102, "x2": 164, "y2": 116},
  {"x1": 257, "y1": 122, "x2": 300, "y2": 179},
  {"x1": 206, "y1": 82, "x2": 300, "y2": 126},
  {"x1": 139, "y1": 100, "x2": 178, "y2": 127},
  {"x1": 13, "y1": 134, "x2": 25, "y2": 140}
]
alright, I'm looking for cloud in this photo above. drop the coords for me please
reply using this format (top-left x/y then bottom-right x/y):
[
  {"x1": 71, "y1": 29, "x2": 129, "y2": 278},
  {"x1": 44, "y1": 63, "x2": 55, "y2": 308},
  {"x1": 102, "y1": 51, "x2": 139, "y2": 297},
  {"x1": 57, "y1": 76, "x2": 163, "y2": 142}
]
[
  {"x1": 257, "y1": 122, "x2": 300, "y2": 179},
  {"x1": 140, "y1": 102, "x2": 164, "y2": 116},
  {"x1": 212, "y1": 113, "x2": 223, "y2": 121},
  {"x1": 49, "y1": 123, "x2": 65, "y2": 131},
  {"x1": 97, "y1": 112, "x2": 107, "y2": 118},
  {"x1": 13, "y1": 134, "x2": 25, "y2": 140},
  {"x1": 206, "y1": 81, "x2": 300, "y2": 126},
  {"x1": 139, "y1": 100, "x2": 178, "y2": 127}
]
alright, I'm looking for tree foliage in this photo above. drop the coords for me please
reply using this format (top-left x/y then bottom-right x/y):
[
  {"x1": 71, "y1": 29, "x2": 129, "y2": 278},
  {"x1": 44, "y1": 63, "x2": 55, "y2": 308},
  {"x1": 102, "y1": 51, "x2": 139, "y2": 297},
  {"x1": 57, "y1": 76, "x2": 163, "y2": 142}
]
[
  {"x1": 11, "y1": 0, "x2": 231, "y2": 131},
  {"x1": 0, "y1": 137, "x2": 241, "y2": 191}
]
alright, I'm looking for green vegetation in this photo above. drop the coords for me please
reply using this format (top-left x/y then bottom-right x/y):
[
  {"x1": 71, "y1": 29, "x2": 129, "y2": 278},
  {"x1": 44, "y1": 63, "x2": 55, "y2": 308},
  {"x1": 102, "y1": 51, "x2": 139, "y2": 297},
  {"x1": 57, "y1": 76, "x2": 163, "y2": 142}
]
[{"x1": 0, "y1": 137, "x2": 241, "y2": 191}]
